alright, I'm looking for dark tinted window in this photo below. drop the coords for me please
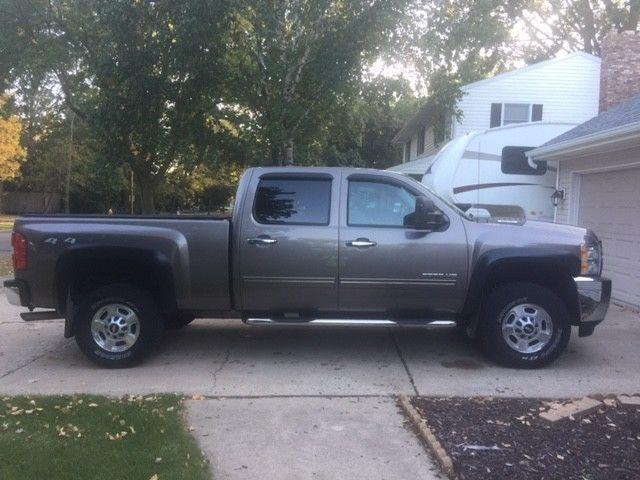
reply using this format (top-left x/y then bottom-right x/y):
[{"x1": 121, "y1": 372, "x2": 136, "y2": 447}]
[
  {"x1": 254, "y1": 177, "x2": 331, "y2": 225},
  {"x1": 532, "y1": 104, "x2": 543, "y2": 122},
  {"x1": 501, "y1": 146, "x2": 547, "y2": 175},
  {"x1": 348, "y1": 180, "x2": 416, "y2": 227},
  {"x1": 490, "y1": 103, "x2": 502, "y2": 128}
]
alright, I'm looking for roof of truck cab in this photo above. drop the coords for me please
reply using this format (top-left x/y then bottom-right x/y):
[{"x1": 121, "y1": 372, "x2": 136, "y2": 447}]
[{"x1": 250, "y1": 166, "x2": 408, "y2": 176}]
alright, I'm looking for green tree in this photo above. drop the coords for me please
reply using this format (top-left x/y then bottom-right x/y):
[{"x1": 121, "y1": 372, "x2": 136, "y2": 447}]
[
  {"x1": 311, "y1": 75, "x2": 421, "y2": 168},
  {"x1": 409, "y1": 0, "x2": 527, "y2": 119},
  {"x1": 518, "y1": 0, "x2": 639, "y2": 60},
  {"x1": 2, "y1": 0, "x2": 232, "y2": 213},
  {"x1": 226, "y1": 0, "x2": 410, "y2": 166}
]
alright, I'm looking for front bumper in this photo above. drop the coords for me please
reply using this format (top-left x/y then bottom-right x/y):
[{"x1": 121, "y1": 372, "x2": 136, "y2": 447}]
[
  {"x1": 4, "y1": 279, "x2": 30, "y2": 307},
  {"x1": 574, "y1": 276, "x2": 611, "y2": 337}
]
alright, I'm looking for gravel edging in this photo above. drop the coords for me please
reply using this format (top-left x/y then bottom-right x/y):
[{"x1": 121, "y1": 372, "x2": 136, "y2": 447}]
[
  {"x1": 410, "y1": 395, "x2": 640, "y2": 480},
  {"x1": 397, "y1": 394, "x2": 455, "y2": 478}
]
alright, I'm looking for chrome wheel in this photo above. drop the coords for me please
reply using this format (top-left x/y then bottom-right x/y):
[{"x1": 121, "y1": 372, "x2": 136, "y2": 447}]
[
  {"x1": 91, "y1": 303, "x2": 140, "y2": 353},
  {"x1": 501, "y1": 303, "x2": 553, "y2": 354}
]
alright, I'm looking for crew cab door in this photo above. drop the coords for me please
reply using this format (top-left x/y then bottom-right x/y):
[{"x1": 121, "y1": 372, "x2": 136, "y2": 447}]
[
  {"x1": 338, "y1": 173, "x2": 468, "y2": 316},
  {"x1": 237, "y1": 170, "x2": 340, "y2": 313}
]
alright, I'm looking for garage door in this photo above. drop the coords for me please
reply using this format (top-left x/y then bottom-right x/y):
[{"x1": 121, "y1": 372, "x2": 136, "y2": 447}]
[{"x1": 578, "y1": 167, "x2": 640, "y2": 307}]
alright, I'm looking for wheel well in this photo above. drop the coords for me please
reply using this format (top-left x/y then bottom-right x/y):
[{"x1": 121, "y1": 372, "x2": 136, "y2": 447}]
[
  {"x1": 55, "y1": 248, "x2": 177, "y2": 323},
  {"x1": 463, "y1": 260, "x2": 580, "y2": 328}
]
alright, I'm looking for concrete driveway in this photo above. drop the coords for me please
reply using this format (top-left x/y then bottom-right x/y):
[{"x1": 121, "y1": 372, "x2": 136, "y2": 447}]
[
  {"x1": 1, "y1": 294, "x2": 638, "y2": 480},
  {"x1": 0, "y1": 297, "x2": 639, "y2": 397}
]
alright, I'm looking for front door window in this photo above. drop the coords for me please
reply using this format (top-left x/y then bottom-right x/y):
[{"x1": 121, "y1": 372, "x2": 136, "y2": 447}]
[{"x1": 348, "y1": 181, "x2": 416, "y2": 227}]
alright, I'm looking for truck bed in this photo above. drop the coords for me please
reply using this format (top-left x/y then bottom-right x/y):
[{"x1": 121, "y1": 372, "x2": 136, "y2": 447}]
[{"x1": 13, "y1": 215, "x2": 232, "y2": 312}]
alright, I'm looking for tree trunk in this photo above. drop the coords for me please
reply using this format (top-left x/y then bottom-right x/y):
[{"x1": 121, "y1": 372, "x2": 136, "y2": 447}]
[
  {"x1": 0, "y1": 182, "x2": 4, "y2": 215},
  {"x1": 138, "y1": 174, "x2": 156, "y2": 214},
  {"x1": 283, "y1": 139, "x2": 294, "y2": 165},
  {"x1": 270, "y1": 144, "x2": 281, "y2": 166}
]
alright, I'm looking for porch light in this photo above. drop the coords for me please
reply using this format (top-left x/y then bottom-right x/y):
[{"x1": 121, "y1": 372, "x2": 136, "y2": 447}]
[{"x1": 551, "y1": 189, "x2": 565, "y2": 207}]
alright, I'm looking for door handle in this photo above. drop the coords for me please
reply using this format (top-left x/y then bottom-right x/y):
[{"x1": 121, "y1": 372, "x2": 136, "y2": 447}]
[
  {"x1": 247, "y1": 237, "x2": 278, "y2": 246},
  {"x1": 346, "y1": 238, "x2": 377, "y2": 248}
]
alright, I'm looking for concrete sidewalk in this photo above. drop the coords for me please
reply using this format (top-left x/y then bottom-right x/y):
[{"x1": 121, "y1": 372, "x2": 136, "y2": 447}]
[{"x1": 186, "y1": 396, "x2": 441, "y2": 480}]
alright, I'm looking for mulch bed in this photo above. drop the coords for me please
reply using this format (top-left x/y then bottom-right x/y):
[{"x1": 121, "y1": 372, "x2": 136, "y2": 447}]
[{"x1": 410, "y1": 396, "x2": 640, "y2": 480}]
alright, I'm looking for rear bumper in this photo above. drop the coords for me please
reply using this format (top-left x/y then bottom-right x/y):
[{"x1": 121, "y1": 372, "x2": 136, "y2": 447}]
[
  {"x1": 4, "y1": 279, "x2": 30, "y2": 307},
  {"x1": 574, "y1": 276, "x2": 611, "y2": 337}
]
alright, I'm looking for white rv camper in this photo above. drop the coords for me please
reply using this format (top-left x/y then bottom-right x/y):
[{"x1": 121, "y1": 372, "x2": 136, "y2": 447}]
[{"x1": 420, "y1": 122, "x2": 577, "y2": 222}]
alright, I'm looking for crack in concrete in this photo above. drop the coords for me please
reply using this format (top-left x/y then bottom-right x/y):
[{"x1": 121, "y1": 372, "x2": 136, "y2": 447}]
[
  {"x1": 388, "y1": 329, "x2": 419, "y2": 396},
  {"x1": 0, "y1": 351, "x2": 49, "y2": 381},
  {"x1": 211, "y1": 347, "x2": 231, "y2": 389}
]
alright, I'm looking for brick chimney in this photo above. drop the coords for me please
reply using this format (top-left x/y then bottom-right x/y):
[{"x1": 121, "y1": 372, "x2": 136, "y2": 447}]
[{"x1": 599, "y1": 30, "x2": 640, "y2": 112}]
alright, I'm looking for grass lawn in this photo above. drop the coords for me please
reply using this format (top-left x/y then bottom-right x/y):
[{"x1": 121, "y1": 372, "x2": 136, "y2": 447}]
[
  {"x1": 0, "y1": 215, "x2": 16, "y2": 231},
  {"x1": 0, "y1": 395, "x2": 211, "y2": 480},
  {"x1": 0, "y1": 256, "x2": 12, "y2": 277}
]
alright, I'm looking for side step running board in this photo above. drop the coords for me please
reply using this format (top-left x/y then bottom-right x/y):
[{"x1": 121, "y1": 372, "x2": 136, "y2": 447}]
[
  {"x1": 20, "y1": 311, "x2": 64, "y2": 322},
  {"x1": 244, "y1": 318, "x2": 456, "y2": 328}
]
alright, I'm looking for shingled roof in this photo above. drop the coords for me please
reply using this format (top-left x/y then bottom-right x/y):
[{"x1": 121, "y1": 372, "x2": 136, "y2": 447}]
[{"x1": 543, "y1": 92, "x2": 640, "y2": 147}]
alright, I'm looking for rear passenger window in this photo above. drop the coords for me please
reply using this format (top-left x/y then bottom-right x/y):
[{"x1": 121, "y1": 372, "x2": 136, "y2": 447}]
[{"x1": 254, "y1": 177, "x2": 331, "y2": 225}]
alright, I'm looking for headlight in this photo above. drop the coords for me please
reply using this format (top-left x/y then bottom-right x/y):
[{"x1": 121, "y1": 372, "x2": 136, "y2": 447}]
[{"x1": 581, "y1": 236, "x2": 602, "y2": 276}]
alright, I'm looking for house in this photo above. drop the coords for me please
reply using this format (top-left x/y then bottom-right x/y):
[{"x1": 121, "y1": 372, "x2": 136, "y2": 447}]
[
  {"x1": 528, "y1": 30, "x2": 640, "y2": 310},
  {"x1": 389, "y1": 52, "x2": 602, "y2": 178}
]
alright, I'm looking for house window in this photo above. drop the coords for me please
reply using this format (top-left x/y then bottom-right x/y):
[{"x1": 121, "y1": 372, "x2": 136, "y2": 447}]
[
  {"x1": 490, "y1": 103, "x2": 543, "y2": 127},
  {"x1": 417, "y1": 126, "x2": 425, "y2": 155},
  {"x1": 503, "y1": 104, "x2": 530, "y2": 125},
  {"x1": 404, "y1": 139, "x2": 411, "y2": 162}
]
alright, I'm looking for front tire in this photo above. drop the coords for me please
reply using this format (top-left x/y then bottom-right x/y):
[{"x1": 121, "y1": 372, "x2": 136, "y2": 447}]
[
  {"x1": 74, "y1": 284, "x2": 164, "y2": 368},
  {"x1": 480, "y1": 282, "x2": 571, "y2": 368}
]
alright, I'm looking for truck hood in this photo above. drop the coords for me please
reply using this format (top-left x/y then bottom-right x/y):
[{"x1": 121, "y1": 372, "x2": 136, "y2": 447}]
[
  {"x1": 520, "y1": 219, "x2": 589, "y2": 239},
  {"x1": 464, "y1": 217, "x2": 590, "y2": 253}
]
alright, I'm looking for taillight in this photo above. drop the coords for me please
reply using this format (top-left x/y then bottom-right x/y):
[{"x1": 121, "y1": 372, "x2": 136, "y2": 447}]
[{"x1": 11, "y1": 232, "x2": 27, "y2": 271}]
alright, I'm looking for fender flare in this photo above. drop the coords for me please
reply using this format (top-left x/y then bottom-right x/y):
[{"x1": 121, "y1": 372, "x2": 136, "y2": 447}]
[
  {"x1": 55, "y1": 246, "x2": 177, "y2": 337},
  {"x1": 461, "y1": 247, "x2": 581, "y2": 330}
]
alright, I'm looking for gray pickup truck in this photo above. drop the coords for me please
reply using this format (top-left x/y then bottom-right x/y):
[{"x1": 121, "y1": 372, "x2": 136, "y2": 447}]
[{"x1": 5, "y1": 167, "x2": 611, "y2": 368}]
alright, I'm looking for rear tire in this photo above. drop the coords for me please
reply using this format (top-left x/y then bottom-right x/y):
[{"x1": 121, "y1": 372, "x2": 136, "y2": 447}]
[
  {"x1": 74, "y1": 284, "x2": 164, "y2": 368},
  {"x1": 480, "y1": 282, "x2": 570, "y2": 368}
]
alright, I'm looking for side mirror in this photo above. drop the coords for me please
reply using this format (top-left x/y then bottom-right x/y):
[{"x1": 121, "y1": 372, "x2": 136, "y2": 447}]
[{"x1": 404, "y1": 196, "x2": 448, "y2": 231}]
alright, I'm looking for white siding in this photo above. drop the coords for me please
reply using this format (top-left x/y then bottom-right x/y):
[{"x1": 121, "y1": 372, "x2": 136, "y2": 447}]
[
  {"x1": 423, "y1": 127, "x2": 440, "y2": 157},
  {"x1": 406, "y1": 127, "x2": 440, "y2": 162},
  {"x1": 453, "y1": 53, "x2": 601, "y2": 137}
]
